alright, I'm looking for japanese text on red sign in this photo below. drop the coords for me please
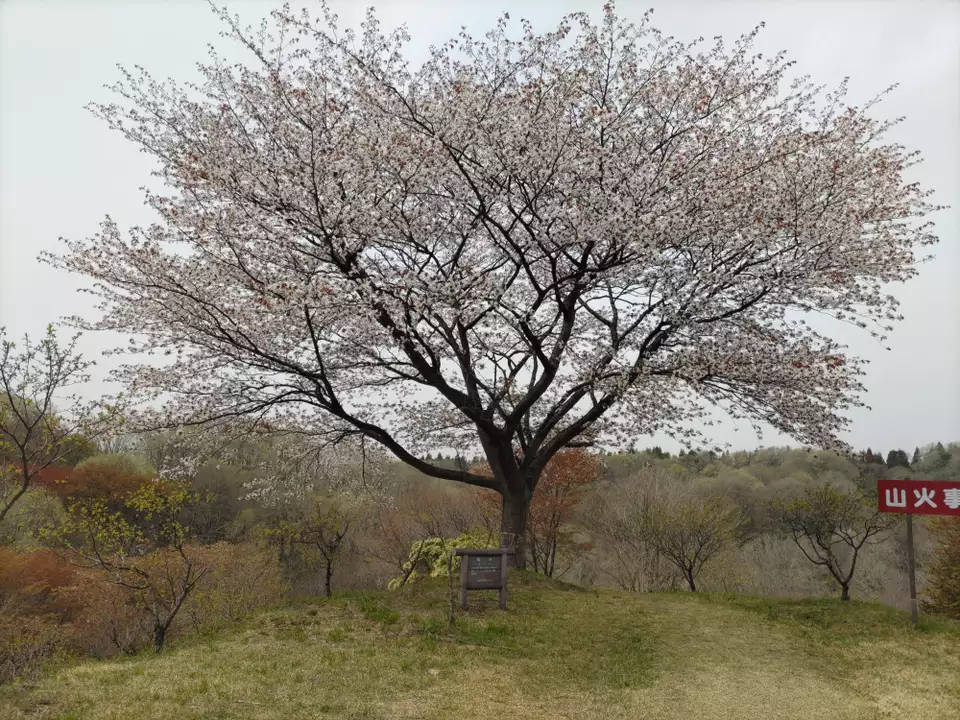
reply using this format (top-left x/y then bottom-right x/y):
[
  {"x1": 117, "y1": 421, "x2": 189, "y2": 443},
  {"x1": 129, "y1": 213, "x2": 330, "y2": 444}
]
[{"x1": 877, "y1": 479, "x2": 960, "y2": 516}]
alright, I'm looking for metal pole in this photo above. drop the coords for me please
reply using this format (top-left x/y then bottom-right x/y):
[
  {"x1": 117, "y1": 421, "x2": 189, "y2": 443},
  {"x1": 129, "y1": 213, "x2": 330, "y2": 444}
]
[{"x1": 906, "y1": 513, "x2": 918, "y2": 626}]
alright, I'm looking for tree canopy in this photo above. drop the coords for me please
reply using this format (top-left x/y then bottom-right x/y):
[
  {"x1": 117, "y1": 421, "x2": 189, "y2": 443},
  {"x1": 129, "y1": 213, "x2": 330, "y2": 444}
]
[{"x1": 47, "y1": 3, "x2": 942, "y2": 561}]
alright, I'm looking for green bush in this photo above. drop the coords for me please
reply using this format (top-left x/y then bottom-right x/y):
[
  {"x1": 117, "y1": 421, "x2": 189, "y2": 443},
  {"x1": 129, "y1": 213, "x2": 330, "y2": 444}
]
[{"x1": 388, "y1": 529, "x2": 497, "y2": 590}]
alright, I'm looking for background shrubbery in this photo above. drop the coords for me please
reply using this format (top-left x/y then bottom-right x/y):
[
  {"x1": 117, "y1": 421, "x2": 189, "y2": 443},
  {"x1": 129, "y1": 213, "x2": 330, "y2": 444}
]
[{"x1": 2, "y1": 435, "x2": 959, "y2": 683}]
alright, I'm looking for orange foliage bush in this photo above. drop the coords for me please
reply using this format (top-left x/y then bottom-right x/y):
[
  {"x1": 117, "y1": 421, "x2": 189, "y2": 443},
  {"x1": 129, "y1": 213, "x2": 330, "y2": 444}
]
[
  {"x1": 0, "y1": 547, "x2": 149, "y2": 665},
  {"x1": 0, "y1": 612, "x2": 63, "y2": 684},
  {"x1": 0, "y1": 548, "x2": 79, "y2": 683},
  {"x1": 24, "y1": 466, "x2": 75, "y2": 497},
  {"x1": 0, "y1": 547, "x2": 78, "y2": 620},
  {"x1": 56, "y1": 463, "x2": 152, "y2": 504}
]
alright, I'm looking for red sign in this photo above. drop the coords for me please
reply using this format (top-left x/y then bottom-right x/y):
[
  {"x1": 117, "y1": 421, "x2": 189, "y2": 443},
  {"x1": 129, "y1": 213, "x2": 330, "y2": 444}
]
[{"x1": 878, "y1": 479, "x2": 960, "y2": 516}]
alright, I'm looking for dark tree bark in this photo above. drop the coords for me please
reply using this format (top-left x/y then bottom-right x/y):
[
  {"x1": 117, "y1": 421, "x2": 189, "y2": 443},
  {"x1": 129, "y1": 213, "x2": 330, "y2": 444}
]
[
  {"x1": 153, "y1": 622, "x2": 167, "y2": 653},
  {"x1": 323, "y1": 560, "x2": 333, "y2": 598},
  {"x1": 500, "y1": 488, "x2": 530, "y2": 569}
]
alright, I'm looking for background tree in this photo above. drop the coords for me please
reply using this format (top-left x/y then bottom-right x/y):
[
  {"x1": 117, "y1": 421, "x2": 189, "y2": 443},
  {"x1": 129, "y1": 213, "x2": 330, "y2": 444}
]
[
  {"x1": 283, "y1": 495, "x2": 353, "y2": 598},
  {"x1": 49, "y1": 3, "x2": 941, "y2": 567},
  {"x1": 1, "y1": 326, "x2": 121, "y2": 523},
  {"x1": 769, "y1": 484, "x2": 897, "y2": 600},
  {"x1": 931, "y1": 443, "x2": 952, "y2": 470},
  {"x1": 644, "y1": 483, "x2": 746, "y2": 592},
  {"x1": 885, "y1": 449, "x2": 910, "y2": 469},
  {"x1": 475, "y1": 449, "x2": 600, "y2": 576},
  {"x1": 583, "y1": 465, "x2": 697, "y2": 592},
  {"x1": 911, "y1": 447, "x2": 922, "y2": 467},
  {"x1": 49, "y1": 480, "x2": 208, "y2": 652}
]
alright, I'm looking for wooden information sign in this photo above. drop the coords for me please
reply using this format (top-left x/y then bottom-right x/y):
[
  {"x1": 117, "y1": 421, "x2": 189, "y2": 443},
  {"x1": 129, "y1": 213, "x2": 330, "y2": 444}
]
[
  {"x1": 878, "y1": 478, "x2": 960, "y2": 625},
  {"x1": 454, "y1": 548, "x2": 515, "y2": 610}
]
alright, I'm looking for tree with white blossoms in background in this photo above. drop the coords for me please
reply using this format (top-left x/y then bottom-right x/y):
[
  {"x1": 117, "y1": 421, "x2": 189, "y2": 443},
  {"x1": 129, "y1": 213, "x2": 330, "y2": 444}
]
[{"x1": 47, "y1": 2, "x2": 943, "y2": 567}]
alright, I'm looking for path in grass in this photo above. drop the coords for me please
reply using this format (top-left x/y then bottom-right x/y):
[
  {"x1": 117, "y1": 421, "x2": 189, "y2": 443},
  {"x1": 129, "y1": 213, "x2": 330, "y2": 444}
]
[{"x1": 2, "y1": 574, "x2": 958, "y2": 720}]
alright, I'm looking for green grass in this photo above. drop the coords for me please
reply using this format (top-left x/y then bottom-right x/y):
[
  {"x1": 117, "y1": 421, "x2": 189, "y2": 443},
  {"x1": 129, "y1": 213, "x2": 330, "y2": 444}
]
[{"x1": 2, "y1": 572, "x2": 959, "y2": 719}]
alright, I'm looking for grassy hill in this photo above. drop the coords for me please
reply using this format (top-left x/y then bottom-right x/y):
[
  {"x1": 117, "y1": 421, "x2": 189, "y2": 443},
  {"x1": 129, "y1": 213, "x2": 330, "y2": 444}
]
[{"x1": 2, "y1": 573, "x2": 959, "y2": 720}]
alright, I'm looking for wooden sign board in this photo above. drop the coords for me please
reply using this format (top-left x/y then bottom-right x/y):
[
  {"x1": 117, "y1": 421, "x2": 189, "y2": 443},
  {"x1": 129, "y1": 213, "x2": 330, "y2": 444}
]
[
  {"x1": 454, "y1": 548, "x2": 514, "y2": 610},
  {"x1": 466, "y1": 554, "x2": 503, "y2": 589}
]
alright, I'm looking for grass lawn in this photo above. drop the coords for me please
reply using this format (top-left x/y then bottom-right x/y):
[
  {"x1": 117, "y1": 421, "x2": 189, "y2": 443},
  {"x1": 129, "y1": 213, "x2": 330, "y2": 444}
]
[{"x1": 2, "y1": 572, "x2": 959, "y2": 719}]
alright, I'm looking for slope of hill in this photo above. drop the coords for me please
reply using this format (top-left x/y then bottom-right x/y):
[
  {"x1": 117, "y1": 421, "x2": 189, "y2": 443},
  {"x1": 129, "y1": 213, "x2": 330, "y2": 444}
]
[{"x1": 2, "y1": 573, "x2": 958, "y2": 720}]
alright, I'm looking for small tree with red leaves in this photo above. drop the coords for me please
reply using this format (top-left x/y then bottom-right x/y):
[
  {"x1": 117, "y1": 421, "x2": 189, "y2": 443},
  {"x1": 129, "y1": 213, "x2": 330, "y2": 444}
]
[{"x1": 475, "y1": 449, "x2": 600, "y2": 576}]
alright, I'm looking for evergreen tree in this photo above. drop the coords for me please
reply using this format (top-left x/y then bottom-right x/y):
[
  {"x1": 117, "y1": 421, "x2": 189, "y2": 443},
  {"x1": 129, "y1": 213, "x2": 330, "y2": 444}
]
[
  {"x1": 871, "y1": 450, "x2": 886, "y2": 465},
  {"x1": 885, "y1": 449, "x2": 910, "y2": 469},
  {"x1": 912, "y1": 447, "x2": 921, "y2": 466},
  {"x1": 931, "y1": 442, "x2": 952, "y2": 469}
]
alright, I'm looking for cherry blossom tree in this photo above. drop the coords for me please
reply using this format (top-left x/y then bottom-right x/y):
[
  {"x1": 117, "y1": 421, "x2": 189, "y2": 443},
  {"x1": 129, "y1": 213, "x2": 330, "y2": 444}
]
[{"x1": 47, "y1": 2, "x2": 942, "y2": 567}]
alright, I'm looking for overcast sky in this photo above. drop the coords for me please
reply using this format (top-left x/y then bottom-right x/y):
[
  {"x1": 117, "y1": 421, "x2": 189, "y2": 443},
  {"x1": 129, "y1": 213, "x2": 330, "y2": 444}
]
[{"x1": 0, "y1": 0, "x2": 957, "y2": 454}]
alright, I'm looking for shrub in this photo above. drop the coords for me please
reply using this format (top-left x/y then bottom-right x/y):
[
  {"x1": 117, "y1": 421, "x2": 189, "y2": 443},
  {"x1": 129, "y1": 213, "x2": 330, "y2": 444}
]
[
  {"x1": 63, "y1": 570, "x2": 151, "y2": 657},
  {"x1": 0, "y1": 547, "x2": 77, "y2": 619},
  {"x1": 0, "y1": 548, "x2": 77, "y2": 683},
  {"x1": 57, "y1": 462, "x2": 152, "y2": 505},
  {"x1": 0, "y1": 612, "x2": 63, "y2": 684},
  {"x1": 388, "y1": 529, "x2": 497, "y2": 590},
  {"x1": 184, "y1": 542, "x2": 284, "y2": 631},
  {"x1": 924, "y1": 517, "x2": 960, "y2": 618},
  {"x1": 0, "y1": 547, "x2": 151, "y2": 663}
]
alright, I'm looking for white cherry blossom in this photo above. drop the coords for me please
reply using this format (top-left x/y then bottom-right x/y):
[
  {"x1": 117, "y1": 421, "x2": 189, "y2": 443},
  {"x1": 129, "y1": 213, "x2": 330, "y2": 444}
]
[{"x1": 45, "y1": 2, "x2": 943, "y2": 563}]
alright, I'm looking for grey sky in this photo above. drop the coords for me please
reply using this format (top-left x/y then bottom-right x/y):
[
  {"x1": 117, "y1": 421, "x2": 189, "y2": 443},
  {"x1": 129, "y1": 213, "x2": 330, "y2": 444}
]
[{"x1": 0, "y1": 0, "x2": 957, "y2": 454}]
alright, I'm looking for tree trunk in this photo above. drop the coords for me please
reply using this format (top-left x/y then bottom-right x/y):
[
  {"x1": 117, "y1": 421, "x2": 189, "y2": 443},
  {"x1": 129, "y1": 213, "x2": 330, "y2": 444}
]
[
  {"x1": 840, "y1": 584, "x2": 850, "y2": 601},
  {"x1": 323, "y1": 560, "x2": 333, "y2": 598},
  {"x1": 500, "y1": 490, "x2": 529, "y2": 569},
  {"x1": 153, "y1": 622, "x2": 166, "y2": 653},
  {"x1": 686, "y1": 570, "x2": 697, "y2": 593}
]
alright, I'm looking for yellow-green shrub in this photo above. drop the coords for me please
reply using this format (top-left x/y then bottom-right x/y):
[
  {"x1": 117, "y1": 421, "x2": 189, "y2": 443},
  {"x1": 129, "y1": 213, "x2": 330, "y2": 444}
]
[
  {"x1": 388, "y1": 529, "x2": 497, "y2": 591},
  {"x1": 184, "y1": 542, "x2": 284, "y2": 631}
]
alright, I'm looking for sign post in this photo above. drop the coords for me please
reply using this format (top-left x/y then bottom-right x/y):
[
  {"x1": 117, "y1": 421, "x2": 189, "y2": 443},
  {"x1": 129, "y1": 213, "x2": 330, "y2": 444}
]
[
  {"x1": 905, "y1": 513, "x2": 918, "y2": 625},
  {"x1": 877, "y1": 479, "x2": 960, "y2": 626},
  {"x1": 454, "y1": 548, "x2": 515, "y2": 610}
]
